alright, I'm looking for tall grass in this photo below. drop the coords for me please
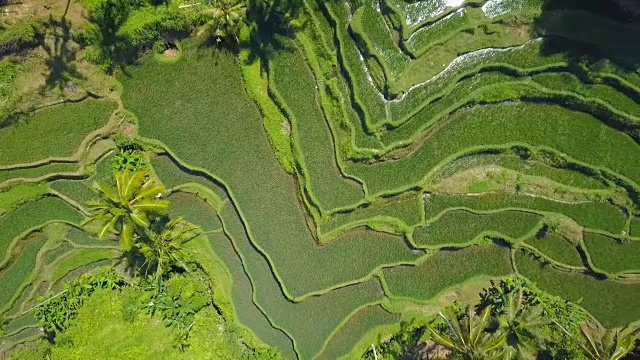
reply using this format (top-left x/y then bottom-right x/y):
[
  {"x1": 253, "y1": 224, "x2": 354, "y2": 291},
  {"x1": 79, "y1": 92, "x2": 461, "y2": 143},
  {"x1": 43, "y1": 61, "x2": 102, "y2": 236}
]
[
  {"x1": 415, "y1": 209, "x2": 541, "y2": 246},
  {"x1": 220, "y1": 205, "x2": 386, "y2": 360},
  {"x1": 383, "y1": 243, "x2": 513, "y2": 301},
  {"x1": 516, "y1": 249, "x2": 640, "y2": 327},
  {"x1": 423, "y1": 194, "x2": 626, "y2": 235},
  {"x1": 523, "y1": 233, "x2": 583, "y2": 267},
  {"x1": 270, "y1": 40, "x2": 364, "y2": 210},
  {"x1": 350, "y1": 103, "x2": 640, "y2": 196},
  {"x1": 0, "y1": 99, "x2": 115, "y2": 166},
  {"x1": 0, "y1": 196, "x2": 84, "y2": 261},
  {"x1": 583, "y1": 232, "x2": 640, "y2": 274},
  {"x1": 0, "y1": 232, "x2": 48, "y2": 312},
  {"x1": 316, "y1": 305, "x2": 399, "y2": 360}
]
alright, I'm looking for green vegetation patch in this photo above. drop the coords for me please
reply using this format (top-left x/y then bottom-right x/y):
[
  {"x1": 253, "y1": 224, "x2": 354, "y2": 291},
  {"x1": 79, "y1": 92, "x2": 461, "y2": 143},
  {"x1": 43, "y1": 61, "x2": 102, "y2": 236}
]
[
  {"x1": 150, "y1": 154, "x2": 227, "y2": 201},
  {"x1": 435, "y1": 153, "x2": 609, "y2": 190},
  {"x1": 166, "y1": 192, "x2": 222, "y2": 232},
  {"x1": 0, "y1": 196, "x2": 84, "y2": 262},
  {"x1": 383, "y1": 243, "x2": 513, "y2": 301},
  {"x1": 349, "y1": 103, "x2": 640, "y2": 195},
  {"x1": 516, "y1": 250, "x2": 640, "y2": 327},
  {"x1": 65, "y1": 226, "x2": 107, "y2": 247},
  {"x1": 0, "y1": 162, "x2": 78, "y2": 185},
  {"x1": 0, "y1": 232, "x2": 48, "y2": 313},
  {"x1": 0, "y1": 99, "x2": 116, "y2": 166},
  {"x1": 206, "y1": 230, "x2": 297, "y2": 359},
  {"x1": 583, "y1": 232, "x2": 640, "y2": 274},
  {"x1": 121, "y1": 43, "x2": 421, "y2": 296},
  {"x1": 270, "y1": 41, "x2": 363, "y2": 210},
  {"x1": 50, "y1": 248, "x2": 115, "y2": 285},
  {"x1": 321, "y1": 193, "x2": 423, "y2": 234},
  {"x1": 220, "y1": 205, "x2": 386, "y2": 360},
  {"x1": 0, "y1": 182, "x2": 48, "y2": 213},
  {"x1": 2, "y1": 312, "x2": 38, "y2": 335},
  {"x1": 631, "y1": 217, "x2": 640, "y2": 238},
  {"x1": 414, "y1": 209, "x2": 542, "y2": 246},
  {"x1": 317, "y1": 305, "x2": 400, "y2": 360},
  {"x1": 424, "y1": 194, "x2": 626, "y2": 235},
  {"x1": 49, "y1": 288, "x2": 182, "y2": 359},
  {"x1": 42, "y1": 241, "x2": 75, "y2": 265},
  {"x1": 49, "y1": 180, "x2": 96, "y2": 206},
  {"x1": 523, "y1": 233, "x2": 583, "y2": 267}
]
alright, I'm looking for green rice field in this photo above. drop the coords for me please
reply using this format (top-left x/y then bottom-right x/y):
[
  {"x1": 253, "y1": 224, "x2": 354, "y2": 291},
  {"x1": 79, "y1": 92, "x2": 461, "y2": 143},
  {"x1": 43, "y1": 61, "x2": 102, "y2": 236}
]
[{"x1": 1, "y1": 0, "x2": 639, "y2": 357}]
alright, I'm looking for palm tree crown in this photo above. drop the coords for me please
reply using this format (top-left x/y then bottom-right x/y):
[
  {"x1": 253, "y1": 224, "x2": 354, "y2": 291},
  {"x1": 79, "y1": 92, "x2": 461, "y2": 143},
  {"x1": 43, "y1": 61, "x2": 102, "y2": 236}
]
[
  {"x1": 198, "y1": 0, "x2": 247, "y2": 44},
  {"x1": 85, "y1": 171, "x2": 169, "y2": 250},
  {"x1": 428, "y1": 306, "x2": 507, "y2": 360}
]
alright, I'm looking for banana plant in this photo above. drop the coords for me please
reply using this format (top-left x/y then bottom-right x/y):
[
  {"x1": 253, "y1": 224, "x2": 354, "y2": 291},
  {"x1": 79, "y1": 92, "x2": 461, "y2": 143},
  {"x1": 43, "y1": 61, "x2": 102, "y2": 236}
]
[
  {"x1": 427, "y1": 306, "x2": 508, "y2": 360},
  {"x1": 84, "y1": 171, "x2": 169, "y2": 250},
  {"x1": 555, "y1": 320, "x2": 640, "y2": 360}
]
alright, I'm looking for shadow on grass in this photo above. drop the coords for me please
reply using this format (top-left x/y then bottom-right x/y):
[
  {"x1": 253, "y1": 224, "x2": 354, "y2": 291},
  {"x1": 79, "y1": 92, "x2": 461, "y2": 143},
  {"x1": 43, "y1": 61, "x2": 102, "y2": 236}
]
[
  {"x1": 40, "y1": 16, "x2": 84, "y2": 94},
  {"x1": 534, "y1": 0, "x2": 640, "y2": 71}
]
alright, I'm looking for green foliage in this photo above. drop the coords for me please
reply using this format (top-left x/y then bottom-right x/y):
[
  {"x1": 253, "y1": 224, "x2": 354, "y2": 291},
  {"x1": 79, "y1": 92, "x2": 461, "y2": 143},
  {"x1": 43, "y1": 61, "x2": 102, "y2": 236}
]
[
  {"x1": 110, "y1": 149, "x2": 148, "y2": 172},
  {"x1": 136, "y1": 216, "x2": 200, "y2": 278},
  {"x1": 360, "y1": 320, "x2": 428, "y2": 360},
  {"x1": 0, "y1": 61, "x2": 17, "y2": 97},
  {"x1": 427, "y1": 306, "x2": 507, "y2": 360},
  {"x1": 34, "y1": 268, "x2": 125, "y2": 337},
  {"x1": 49, "y1": 287, "x2": 181, "y2": 359},
  {"x1": 555, "y1": 320, "x2": 640, "y2": 360}
]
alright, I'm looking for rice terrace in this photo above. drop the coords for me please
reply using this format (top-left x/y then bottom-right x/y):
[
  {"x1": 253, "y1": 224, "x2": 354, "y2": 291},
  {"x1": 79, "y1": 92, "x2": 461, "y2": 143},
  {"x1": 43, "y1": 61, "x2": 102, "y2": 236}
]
[{"x1": 1, "y1": 0, "x2": 639, "y2": 358}]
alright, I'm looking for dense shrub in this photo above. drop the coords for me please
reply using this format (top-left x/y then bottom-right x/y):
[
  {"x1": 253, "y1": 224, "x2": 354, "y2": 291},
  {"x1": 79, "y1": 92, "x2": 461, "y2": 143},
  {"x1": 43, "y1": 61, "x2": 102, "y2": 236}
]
[{"x1": 34, "y1": 268, "x2": 125, "y2": 339}]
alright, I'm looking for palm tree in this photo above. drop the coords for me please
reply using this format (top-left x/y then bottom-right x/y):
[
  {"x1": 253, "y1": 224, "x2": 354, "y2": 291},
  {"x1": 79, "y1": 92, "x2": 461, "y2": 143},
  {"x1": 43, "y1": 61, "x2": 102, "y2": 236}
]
[
  {"x1": 427, "y1": 306, "x2": 508, "y2": 360},
  {"x1": 137, "y1": 217, "x2": 200, "y2": 278},
  {"x1": 499, "y1": 289, "x2": 550, "y2": 359},
  {"x1": 197, "y1": 0, "x2": 247, "y2": 44},
  {"x1": 555, "y1": 320, "x2": 640, "y2": 360},
  {"x1": 84, "y1": 171, "x2": 169, "y2": 250}
]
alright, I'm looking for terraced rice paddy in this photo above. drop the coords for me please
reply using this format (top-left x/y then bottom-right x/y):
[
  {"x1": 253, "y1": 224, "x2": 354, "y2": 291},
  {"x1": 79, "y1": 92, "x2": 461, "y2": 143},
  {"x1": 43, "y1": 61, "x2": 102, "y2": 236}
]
[{"x1": 2, "y1": 0, "x2": 640, "y2": 357}]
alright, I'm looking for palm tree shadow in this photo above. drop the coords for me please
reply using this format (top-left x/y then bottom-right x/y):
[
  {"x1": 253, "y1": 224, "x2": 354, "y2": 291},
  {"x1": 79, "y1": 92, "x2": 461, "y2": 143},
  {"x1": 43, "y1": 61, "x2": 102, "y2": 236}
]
[{"x1": 40, "y1": 15, "x2": 84, "y2": 94}]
